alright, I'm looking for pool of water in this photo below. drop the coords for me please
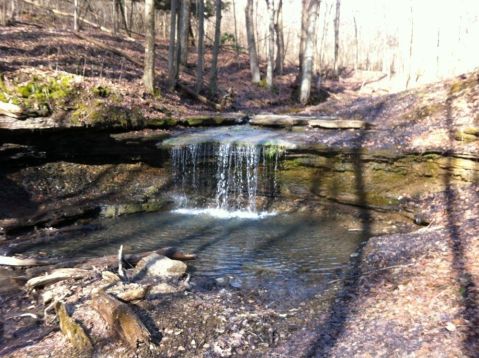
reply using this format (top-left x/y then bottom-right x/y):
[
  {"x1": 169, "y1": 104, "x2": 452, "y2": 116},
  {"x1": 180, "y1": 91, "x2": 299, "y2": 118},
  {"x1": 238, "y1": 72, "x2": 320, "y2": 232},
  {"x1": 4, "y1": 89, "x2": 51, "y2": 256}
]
[{"x1": 28, "y1": 209, "x2": 365, "y2": 303}]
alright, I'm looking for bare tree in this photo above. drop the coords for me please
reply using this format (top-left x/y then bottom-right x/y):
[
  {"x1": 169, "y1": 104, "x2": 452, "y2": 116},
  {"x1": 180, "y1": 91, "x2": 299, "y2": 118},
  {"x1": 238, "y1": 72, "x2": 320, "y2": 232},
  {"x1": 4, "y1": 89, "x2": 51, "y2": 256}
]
[
  {"x1": 299, "y1": 0, "x2": 320, "y2": 104},
  {"x1": 10, "y1": 0, "x2": 15, "y2": 23},
  {"x1": 143, "y1": 0, "x2": 156, "y2": 93},
  {"x1": 195, "y1": 0, "x2": 205, "y2": 94},
  {"x1": 274, "y1": 0, "x2": 284, "y2": 75},
  {"x1": 73, "y1": 0, "x2": 79, "y2": 31},
  {"x1": 265, "y1": 0, "x2": 275, "y2": 89},
  {"x1": 179, "y1": 0, "x2": 190, "y2": 65},
  {"x1": 209, "y1": 0, "x2": 222, "y2": 96},
  {"x1": 353, "y1": 15, "x2": 358, "y2": 70},
  {"x1": 118, "y1": 0, "x2": 131, "y2": 36},
  {"x1": 333, "y1": 0, "x2": 341, "y2": 75},
  {"x1": 1, "y1": 0, "x2": 6, "y2": 26},
  {"x1": 245, "y1": 0, "x2": 260, "y2": 83},
  {"x1": 112, "y1": 0, "x2": 119, "y2": 34},
  {"x1": 298, "y1": 0, "x2": 310, "y2": 75},
  {"x1": 168, "y1": 0, "x2": 178, "y2": 89}
]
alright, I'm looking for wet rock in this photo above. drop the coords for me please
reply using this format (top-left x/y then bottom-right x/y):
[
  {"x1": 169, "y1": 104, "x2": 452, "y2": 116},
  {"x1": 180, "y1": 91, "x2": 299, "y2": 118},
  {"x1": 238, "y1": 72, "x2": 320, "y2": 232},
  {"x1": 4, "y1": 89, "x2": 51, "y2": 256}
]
[
  {"x1": 107, "y1": 283, "x2": 149, "y2": 302},
  {"x1": 133, "y1": 253, "x2": 187, "y2": 280},
  {"x1": 148, "y1": 282, "x2": 184, "y2": 295}
]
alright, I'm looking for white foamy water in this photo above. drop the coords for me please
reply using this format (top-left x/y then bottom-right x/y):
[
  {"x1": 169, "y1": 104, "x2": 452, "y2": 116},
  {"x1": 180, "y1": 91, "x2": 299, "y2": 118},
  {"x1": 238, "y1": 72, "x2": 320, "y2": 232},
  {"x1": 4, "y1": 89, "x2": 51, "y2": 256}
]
[{"x1": 172, "y1": 208, "x2": 277, "y2": 219}]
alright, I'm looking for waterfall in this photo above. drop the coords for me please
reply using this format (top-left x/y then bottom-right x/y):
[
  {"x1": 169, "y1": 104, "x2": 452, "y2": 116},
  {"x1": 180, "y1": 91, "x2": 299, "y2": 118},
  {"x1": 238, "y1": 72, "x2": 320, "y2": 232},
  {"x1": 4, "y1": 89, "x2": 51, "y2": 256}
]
[{"x1": 170, "y1": 142, "x2": 282, "y2": 214}]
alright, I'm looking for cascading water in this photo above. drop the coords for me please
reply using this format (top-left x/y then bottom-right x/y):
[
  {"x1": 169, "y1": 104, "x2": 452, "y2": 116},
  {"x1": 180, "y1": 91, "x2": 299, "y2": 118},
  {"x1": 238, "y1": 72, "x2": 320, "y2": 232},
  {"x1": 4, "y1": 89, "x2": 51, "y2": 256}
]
[{"x1": 169, "y1": 141, "x2": 282, "y2": 216}]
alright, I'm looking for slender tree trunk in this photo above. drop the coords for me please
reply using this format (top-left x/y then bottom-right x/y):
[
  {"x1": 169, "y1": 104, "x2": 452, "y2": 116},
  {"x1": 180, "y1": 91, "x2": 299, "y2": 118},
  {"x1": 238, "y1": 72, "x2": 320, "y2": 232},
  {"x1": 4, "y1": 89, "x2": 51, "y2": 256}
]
[
  {"x1": 168, "y1": 0, "x2": 178, "y2": 89},
  {"x1": 353, "y1": 15, "x2": 358, "y2": 70},
  {"x1": 195, "y1": 0, "x2": 204, "y2": 94},
  {"x1": 232, "y1": 0, "x2": 240, "y2": 59},
  {"x1": 1, "y1": 0, "x2": 6, "y2": 26},
  {"x1": 245, "y1": 0, "x2": 260, "y2": 83},
  {"x1": 112, "y1": 0, "x2": 118, "y2": 34},
  {"x1": 73, "y1": 0, "x2": 79, "y2": 31},
  {"x1": 274, "y1": 0, "x2": 284, "y2": 75},
  {"x1": 298, "y1": 0, "x2": 310, "y2": 74},
  {"x1": 10, "y1": 0, "x2": 15, "y2": 22},
  {"x1": 143, "y1": 0, "x2": 156, "y2": 94},
  {"x1": 209, "y1": 0, "x2": 222, "y2": 96},
  {"x1": 299, "y1": 0, "x2": 320, "y2": 105},
  {"x1": 118, "y1": 0, "x2": 131, "y2": 36},
  {"x1": 265, "y1": 0, "x2": 275, "y2": 89},
  {"x1": 406, "y1": 5, "x2": 414, "y2": 89},
  {"x1": 333, "y1": 0, "x2": 341, "y2": 76},
  {"x1": 179, "y1": 0, "x2": 190, "y2": 65},
  {"x1": 128, "y1": 0, "x2": 134, "y2": 31}
]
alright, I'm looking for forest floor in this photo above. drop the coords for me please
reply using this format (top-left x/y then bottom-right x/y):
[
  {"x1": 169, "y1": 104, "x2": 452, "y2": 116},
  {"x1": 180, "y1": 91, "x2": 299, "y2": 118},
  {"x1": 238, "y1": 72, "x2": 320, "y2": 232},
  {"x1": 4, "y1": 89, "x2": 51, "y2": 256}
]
[{"x1": 1, "y1": 14, "x2": 479, "y2": 358}]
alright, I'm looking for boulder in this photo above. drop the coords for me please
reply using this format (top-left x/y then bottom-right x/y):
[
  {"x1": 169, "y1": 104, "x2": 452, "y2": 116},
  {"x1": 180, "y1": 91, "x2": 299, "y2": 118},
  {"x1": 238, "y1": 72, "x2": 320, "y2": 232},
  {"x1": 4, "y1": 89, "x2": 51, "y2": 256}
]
[{"x1": 133, "y1": 253, "x2": 187, "y2": 280}]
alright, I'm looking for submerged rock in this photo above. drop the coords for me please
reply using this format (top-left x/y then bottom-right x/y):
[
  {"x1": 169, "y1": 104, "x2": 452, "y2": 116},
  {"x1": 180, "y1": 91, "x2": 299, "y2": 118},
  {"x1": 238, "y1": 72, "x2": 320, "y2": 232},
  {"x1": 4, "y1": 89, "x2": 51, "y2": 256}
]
[{"x1": 133, "y1": 253, "x2": 187, "y2": 280}]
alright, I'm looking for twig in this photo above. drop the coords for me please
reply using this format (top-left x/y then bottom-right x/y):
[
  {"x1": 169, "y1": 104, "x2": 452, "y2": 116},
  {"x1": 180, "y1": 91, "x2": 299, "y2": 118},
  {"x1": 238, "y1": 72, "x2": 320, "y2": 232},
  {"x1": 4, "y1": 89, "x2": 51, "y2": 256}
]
[
  {"x1": 118, "y1": 244, "x2": 126, "y2": 280},
  {"x1": 328, "y1": 263, "x2": 417, "y2": 285}
]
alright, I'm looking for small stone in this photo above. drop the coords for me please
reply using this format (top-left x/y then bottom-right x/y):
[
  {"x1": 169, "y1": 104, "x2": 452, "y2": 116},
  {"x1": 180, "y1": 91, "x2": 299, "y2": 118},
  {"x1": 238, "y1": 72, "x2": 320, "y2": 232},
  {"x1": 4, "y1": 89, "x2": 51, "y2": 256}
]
[
  {"x1": 133, "y1": 253, "x2": 187, "y2": 280},
  {"x1": 178, "y1": 346, "x2": 185, "y2": 352},
  {"x1": 446, "y1": 322, "x2": 456, "y2": 332}
]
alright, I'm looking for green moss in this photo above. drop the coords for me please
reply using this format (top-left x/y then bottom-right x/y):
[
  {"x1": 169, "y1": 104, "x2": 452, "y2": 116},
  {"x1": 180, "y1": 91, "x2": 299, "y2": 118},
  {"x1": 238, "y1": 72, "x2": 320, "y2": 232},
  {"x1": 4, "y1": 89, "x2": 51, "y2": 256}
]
[
  {"x1": 414, "y1": 103, "x2": 444, "y2": 119},
  {"x1": 92, "y1": 85, "x2": 111, "y2": 98},
  {"x1": 186, "y1": 117, "x2": 207, "y2": 126},
  {"x1": 450, "y1": 76, "x2": 477, "y2": 94},
  {"x1": 263, "y1": 144, "x2": 286, "y2": 160},
  {"x1": 0, "y1": 74, "x2": 75, "y2": 115}
]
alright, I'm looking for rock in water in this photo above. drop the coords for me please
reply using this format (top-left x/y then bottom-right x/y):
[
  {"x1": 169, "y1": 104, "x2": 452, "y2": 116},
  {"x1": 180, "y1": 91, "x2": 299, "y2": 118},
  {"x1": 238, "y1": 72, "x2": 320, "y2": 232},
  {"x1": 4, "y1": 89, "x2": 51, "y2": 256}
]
[{"x1": 133, "y1": 253, "x2": 187, "y2": 280}]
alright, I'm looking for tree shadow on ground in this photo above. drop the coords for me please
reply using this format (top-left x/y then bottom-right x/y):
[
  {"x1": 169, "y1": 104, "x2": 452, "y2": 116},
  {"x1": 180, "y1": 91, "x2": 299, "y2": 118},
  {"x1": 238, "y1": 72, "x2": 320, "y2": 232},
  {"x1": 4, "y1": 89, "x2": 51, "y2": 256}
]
[
  {"x1": 444, "y1": 91, "x2": 479, "y2": 356},
  {"x1": 305, "y1": 133, "x2": 371, "y2": 357}
]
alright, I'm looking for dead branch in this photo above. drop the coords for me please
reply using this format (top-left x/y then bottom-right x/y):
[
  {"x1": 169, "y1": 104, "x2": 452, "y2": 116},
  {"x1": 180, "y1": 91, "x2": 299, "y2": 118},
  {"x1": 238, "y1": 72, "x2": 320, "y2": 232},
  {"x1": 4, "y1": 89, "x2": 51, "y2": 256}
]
[{"x1": 26, "y1": 268, "x2": 91, "y2": 290}]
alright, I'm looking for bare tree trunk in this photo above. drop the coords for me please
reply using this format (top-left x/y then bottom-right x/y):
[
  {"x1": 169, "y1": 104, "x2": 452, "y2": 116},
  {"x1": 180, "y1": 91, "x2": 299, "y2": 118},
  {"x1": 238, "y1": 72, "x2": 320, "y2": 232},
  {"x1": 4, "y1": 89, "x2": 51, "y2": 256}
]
[
  {"x1": 1, "y1": 0, "x2": 7, "y2": 26},
  {"x1": 274, "y1": 0, "x2": 284, "y2": 75},
  {"x1": 143, "y1": 0, "x2": 156, "y2": 94},
  {"x1": 265, "y1": 0, "x2": 275, "y2": 89},
  {"x1": 128, "y1": 0, "x2": 134, "y2": 31},
  {"x1": 232, "y1": 0, "x2": 240, "y2": 59},
  {"x1": 118, "y1": 0, "x2": 131, "y2": 36},
  {"x1": 73, "y1": 0, "x2": 79, "y2": 31},
  {"x1": 179, "y1": 0, "x2": 190, "y2": 65},
  {"x1": 299, "y1": 0, "x2": 320, "y2": 105},
  {"x1": 209, "y1": 0, "x2": 221, "y2": 96},
  {"x1": 195, "y1": 0, "x2": 204, "y2": 94},
  {"x1": 112, "y1": 0, "x2": 118, "y2": 34},
  {"x1": 245, "y1": 0, "x2": 260, "y2": 83},
  {"x1": 333, "y1": 0, "x2": 341, "y2": 76},
  {"x1": 10, "y1": 0, "x2": 15, "y2": 22},
  {"x1": 168, "y1": 0, "x2": 178, "y2": 89},
  {"x1": 406, "y1": 5, "x2": 414, "y2": 89},
  {"x1": 298, "y1": 0, "x2": 310, "y2": 73},
  {"x1": 353, "y1": 15, "x2": 358, "y2": 70}
]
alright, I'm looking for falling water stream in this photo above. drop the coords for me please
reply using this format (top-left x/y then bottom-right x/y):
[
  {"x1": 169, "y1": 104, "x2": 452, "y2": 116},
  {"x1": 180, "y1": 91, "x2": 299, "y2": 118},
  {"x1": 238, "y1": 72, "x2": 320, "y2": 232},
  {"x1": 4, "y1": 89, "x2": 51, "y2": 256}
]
[{"x1": 170, "y1": 141, "x2": 282, "y2": 217}]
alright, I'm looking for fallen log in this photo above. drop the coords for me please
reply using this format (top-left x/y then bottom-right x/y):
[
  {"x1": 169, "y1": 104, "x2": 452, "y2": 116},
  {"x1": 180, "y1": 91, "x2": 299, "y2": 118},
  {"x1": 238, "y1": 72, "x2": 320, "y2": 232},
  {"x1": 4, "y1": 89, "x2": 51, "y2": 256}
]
[
  {"x1": 0, "y1": 255, "x2": 55, "y2": 267},
  {"x1": 55, "y1": 301, "x2": 93, "y2": 355},
  {"x1": 26, "y1": 268, "x2": 91, "y2": 290},
  {"x1": 91, "y1": 289, "x2": 152, "y2": 350}
]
